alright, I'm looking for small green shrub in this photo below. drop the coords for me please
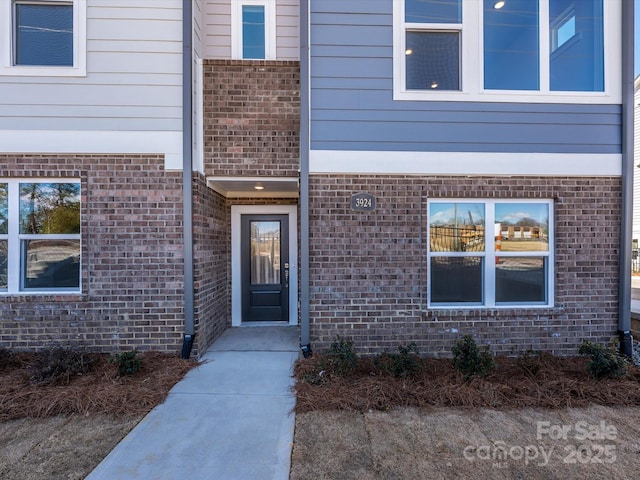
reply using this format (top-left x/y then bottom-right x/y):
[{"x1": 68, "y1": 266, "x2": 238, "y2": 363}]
[
  {"x1": 327, "y1": 337, "x2": 357, "y2": 376},
  {"x1": 375, "y1": 343, "x2": 421, "y2": 378},
  {"x1": 578, "y1": 340, "x2": 628, "y2": 379},
  {"x1": 31, "y1": 345, "x2": 98, "y2": 384},
  {"x1": 451, "y1": 335, "x2": 497, "y2": 380},
  {"x1": 516, "y1": 350, "x2": 544, "y2": 376},
  {"x1": 299, "y1": 358, "x2": 330, "y2": 385},
  {"x1": 110, "y1": 350, "x2": 142, "y2": 376}
]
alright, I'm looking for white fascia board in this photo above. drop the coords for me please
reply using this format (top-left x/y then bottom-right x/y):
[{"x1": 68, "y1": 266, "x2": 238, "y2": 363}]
[
  {"x1": 0, "y1": 130, "x2": 183, "y2": 170},
  {"x1": 309, "y1": 150, "x2": 622, "y2": 176}
]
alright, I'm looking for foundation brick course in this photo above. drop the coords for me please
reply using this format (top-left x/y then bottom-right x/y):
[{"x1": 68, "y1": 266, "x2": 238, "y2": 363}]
[{"x1": 308, "y1": 174, "x2": 621, "y2": 356}]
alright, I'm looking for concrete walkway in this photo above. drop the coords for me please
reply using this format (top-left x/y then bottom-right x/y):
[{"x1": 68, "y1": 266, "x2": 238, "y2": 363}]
[{"x1": 87, "y1": 326, "x2": 299, "y2": 480}]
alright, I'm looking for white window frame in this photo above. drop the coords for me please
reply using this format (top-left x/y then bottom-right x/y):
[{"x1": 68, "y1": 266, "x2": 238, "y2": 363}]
[
  {"x1": 1, "y1": 179, "x2": 81, "y2": 295},
  {"x1": 0, "y1": 0, "x2": 87, "y2": 77},
  {"x1": 393, "y1": 0, "x2": 621, "y2": 104},
  {"x1": 427, "y1": 199, "x2": 554, "y2": 309},
  {"x1": 231, "y1": 0, "x2": 276, "y2": 60}
]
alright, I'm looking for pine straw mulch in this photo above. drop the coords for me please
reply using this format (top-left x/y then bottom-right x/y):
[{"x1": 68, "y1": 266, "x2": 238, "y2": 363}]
[
  {"x1": 0, "y1": 350, "x2": 198, "y2": 421},
  {"x1": 294, "y1": 354, "x2": 640, "y2": 413}
]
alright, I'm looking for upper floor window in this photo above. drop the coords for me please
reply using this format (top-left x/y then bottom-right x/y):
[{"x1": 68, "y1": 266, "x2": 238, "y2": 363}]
[
  {"x1": 0, "y1": 180, "x2": 81, "y2": 294},
  {"x1": 1, "y1": 0, "x2": 86, "y2": 76},
  {"x1": 231, "y1": 0, "x2": 276, "y2": 60},
  {"x1": 394, "y1": 0, "x2": 619, "y2": 103}
]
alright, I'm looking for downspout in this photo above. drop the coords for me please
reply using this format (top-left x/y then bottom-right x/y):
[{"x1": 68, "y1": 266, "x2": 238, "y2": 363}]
[
  {"x1": 619, "y1": 0, "x2": 634, "y2": 358},
  {"x1": 181, "y1": 0, "x2": 195, "y2": 359},
  {"x1": 299, "y1": 0, "x2": 311, "y2": 357}
]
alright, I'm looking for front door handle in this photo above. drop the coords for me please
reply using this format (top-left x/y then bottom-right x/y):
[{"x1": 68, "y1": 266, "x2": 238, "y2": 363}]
[{"x1": 284, "y1": 262, "x2": 289, "y2": 288}]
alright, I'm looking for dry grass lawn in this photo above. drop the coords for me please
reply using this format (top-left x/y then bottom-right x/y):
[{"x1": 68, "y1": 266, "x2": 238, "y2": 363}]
[
  {"x1": 0, "y1": 415, "x2": 141, "y2": 480},
  {"x1": 291, "y1": 406, "x2": 640, "y2": 480}
]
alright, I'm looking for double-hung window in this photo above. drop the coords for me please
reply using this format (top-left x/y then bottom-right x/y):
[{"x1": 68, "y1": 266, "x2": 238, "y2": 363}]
[
  {"x1": 428, "y1": 200, "x2": 553, "y2": 307},
  {"x1": 394, "y1": 0, "x2": 618, "y2": 102},
  {"x1": 0, "y1": 180, "x2": 81, "y2": 294},
  {"x1": 231, "y1": 0, "x2": 276, "y2": 60},
  {"x1": 1, "y1": 0, "x2": 87, "y2": 76}
]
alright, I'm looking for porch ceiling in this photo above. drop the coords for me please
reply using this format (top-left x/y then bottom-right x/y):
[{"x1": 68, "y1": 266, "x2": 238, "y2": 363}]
[{"x1": 206, "y1": 176, "x2": 299, "y2": 198}]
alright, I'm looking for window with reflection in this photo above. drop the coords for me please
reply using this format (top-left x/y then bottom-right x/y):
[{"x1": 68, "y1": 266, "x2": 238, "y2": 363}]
[
  {"x1": 242, "y1": 5, "x2": 266, "y2": 59},
  {"x1": 549, "y1": 0, "x2": 603, "y2": 91},
  {"x1": 250, "y1": 221, "x2": 280, "y2": 285},
  {"x1": 495, "y1": 203, "x2": 549, "y2": 303},
  {"x1": 428, "y1": 200, "x2": 552, "y2": 307},
  {"x1": 19, "y1": 182, "x2": 80, "y2": 290},
  {"x1": 14, "y1": 1, "x2": 73, "y2": 66},
  {"x1": 397, "y1": 0, "x2": 607, "y2": 96},
  {"x1": 404, "y1": 0, "x2": 462, "y2": 91},
  {"x1": 0, "y1": 180, "x2": 80, "y2": 293}
]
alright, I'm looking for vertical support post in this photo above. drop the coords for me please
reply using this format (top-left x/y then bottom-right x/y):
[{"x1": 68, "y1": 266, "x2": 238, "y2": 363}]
[
  {"x1": 299, "y1": 0, "x2": 311, "y2": 357},
  {"x1": 619, "y1": 0, "x2": 634, "y2": 358},
  {"x1": 181, "y1": 0, "x2": 195, "y2": 359}
]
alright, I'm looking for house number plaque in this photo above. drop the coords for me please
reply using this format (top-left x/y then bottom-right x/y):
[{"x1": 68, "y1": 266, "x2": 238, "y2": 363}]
[{"x1": 351, "y1": 193, "x2": 376, "y2": 211}]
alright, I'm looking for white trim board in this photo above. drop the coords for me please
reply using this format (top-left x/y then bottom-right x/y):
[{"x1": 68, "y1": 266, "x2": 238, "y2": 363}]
[
  {"x1": 309, "y1": 151, "x2": 622, "y2": 176},
  {"x1": 0, "y1": 130, "x2": 183, "y2": 170},
  {"x1": 230, "y1": 204, "x2": 298, "y2": 327}
]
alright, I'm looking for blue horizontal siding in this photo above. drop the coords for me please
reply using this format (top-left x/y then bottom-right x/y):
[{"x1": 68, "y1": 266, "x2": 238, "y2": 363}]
[
  {"x1": 309, "y1": 0, "x2": 622, "y2": 155},
  {"x1": 311, "y1": 1, "x2": 391, "y2": 15}
]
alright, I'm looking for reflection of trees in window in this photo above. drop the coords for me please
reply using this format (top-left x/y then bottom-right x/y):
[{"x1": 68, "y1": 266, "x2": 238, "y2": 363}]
[
  {"x1": 20, "y1": 183, "x2": 80, "y2": 234},
  {"x1": 0, "y1": 183, "x2": 7, "y2": 234}
]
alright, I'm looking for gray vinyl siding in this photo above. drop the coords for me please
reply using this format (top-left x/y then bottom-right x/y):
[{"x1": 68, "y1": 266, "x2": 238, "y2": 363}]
[
  {"x1": 310, "y1": 0, "x2": 622, "y2": 154},
  {"x1": 202, "y1": 0, "x2": 230, "y2": 59},
  {"x1": 0, "y1": 0, "x2": 182, "y2": 132},
  {"x1": 202, "y1": 0, "x2": 299, "y2": 60}
]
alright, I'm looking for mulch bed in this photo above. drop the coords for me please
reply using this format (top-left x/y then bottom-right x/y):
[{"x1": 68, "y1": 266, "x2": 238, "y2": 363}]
[
  {"x1": 0, "y1": 351, "x2": 198, "y2": 421},
  {"x1": 294, "y1": 354, "x2": 640, "y2": 413}
]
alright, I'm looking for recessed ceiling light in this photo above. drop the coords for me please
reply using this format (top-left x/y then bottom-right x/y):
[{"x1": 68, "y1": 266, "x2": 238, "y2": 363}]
[
  {"x1": 405, "y1": 48, "x2": 413, "y2": 55},
  {"x1": 494, "y1": 1, "x2": 505, "y2": 9},
  {"x1": 430, "y1": 81, "x2": 438, "y2": 89},
  {"x1": 254, "y1": 185, "x2": 265, "y2": 190}
]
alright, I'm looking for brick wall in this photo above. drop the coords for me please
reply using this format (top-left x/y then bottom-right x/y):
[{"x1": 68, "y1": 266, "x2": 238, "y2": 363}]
[
  {"x1": 192, "y1": 173, "x2": 229, "y2": 355},
  {"x1": 308, "y1": 174, "x2": 621, "y2": 356},
  {"x1": 203, "y1": 60, "x2": 300, "y2": 177},
  {"x1": 0, "y1": 154, "x2": 185, "y2": 353}
]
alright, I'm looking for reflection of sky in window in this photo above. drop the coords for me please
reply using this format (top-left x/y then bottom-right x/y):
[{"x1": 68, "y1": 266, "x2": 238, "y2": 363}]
[
  {"x1": 555, "y1": 16, "x2": 576, "y2": 49},
  {"x1": 405, "y1": 0, "x2": 461, "y2": 23},
  {"x1": 429, "y1": 203, "x2": 485, "y2": 226},
  {"x1": 19, "y1": 183, "x2": 80, "y2": 205},
  {"x1": 495, "y1": 203, "x2": 548, "y2": 226},
  {"x1": 253, "y1": 222, "x2": 279, "y2": 235},
  {"x1": 242, "y1": 5, "x2": 265, "y2": 59}
]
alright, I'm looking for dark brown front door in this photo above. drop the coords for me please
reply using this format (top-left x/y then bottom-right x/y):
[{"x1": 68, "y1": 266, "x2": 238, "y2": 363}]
[{"x1": 241, "y1": 214, "x2": 289, "y2": 322}]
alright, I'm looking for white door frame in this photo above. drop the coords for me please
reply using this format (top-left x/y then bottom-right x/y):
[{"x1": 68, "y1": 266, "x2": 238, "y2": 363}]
[{"x1": 231, "y1": 205, "x2": 298, "y2": 326}]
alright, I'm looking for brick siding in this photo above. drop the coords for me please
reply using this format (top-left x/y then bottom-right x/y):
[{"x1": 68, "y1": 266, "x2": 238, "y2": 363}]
[
  {"x1": 203, "y1": 60, "x2": 300, "y2": 178},
  {"x1": 192, "y1": 172, "x2": 229, "y2": 355},
  {"x1": 308, "y1": 174, "x2": 621, "y2": 356},
  {"x1": 0, "y1": 154, "x2": 185, "y2": 353}
]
